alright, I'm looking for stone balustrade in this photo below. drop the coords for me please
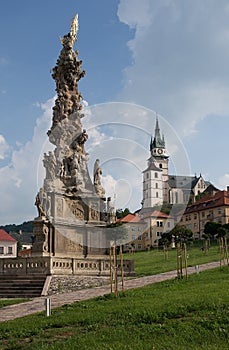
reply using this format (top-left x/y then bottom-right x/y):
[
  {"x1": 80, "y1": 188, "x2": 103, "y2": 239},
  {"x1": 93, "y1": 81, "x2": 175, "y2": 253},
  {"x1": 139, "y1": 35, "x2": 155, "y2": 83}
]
[{"x1": 0, "y1": 256, "x2": 135, "y2": 276}]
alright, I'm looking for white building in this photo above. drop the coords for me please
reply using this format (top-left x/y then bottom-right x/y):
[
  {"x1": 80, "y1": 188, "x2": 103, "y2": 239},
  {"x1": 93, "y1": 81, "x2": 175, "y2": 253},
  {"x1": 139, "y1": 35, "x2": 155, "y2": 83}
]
[
  {"x1": 0, "y1": 229, "x2": 17, "y2": 258},
  {"x1": 142, "y1": 117, "x2": 169, "y2": 208},
  {"x1": 142, "y1": 118, "x2": 215, "y2": 208}
]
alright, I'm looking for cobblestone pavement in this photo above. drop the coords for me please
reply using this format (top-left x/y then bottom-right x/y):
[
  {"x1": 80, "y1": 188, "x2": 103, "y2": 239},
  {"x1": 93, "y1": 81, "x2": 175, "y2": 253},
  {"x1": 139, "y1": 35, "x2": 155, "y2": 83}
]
[{"x1": 0, "y1": 261, "x2": 221, "y2": 322}]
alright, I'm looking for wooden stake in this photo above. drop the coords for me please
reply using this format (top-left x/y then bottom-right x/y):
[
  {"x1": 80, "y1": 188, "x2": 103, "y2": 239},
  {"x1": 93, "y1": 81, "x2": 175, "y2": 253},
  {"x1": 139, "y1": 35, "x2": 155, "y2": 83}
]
[
  {"x1": 109, "y1": 245, "x2": 113, "y2": 293},
  {"x1": 120, "y1": 244, "x2": 125, "y2": 292},
  {"x1": 184, "y1": 243, "x2": 188, "y2": 280},
  {"x1": 220, "y1": 238, "x2": 224, "y2": 268},
  {"x1": 113, "y1": 245, "x2": 118, "y2": 297},
  {"x1": 180, "y1": 243, "x2": 183, "y2": 278},
  {"x1": 176, "y1": 242, "x2": 180, "y2": 278},
  {"x1": 224, "y1": 236, "x2": 229, "y2": 267}
]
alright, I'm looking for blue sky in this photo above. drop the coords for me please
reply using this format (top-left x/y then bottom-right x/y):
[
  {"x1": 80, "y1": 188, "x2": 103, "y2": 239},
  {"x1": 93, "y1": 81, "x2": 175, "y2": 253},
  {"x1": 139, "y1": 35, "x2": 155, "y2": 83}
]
[{"x1": 0, "y1": 0, "x2": 229, "y2": 224}]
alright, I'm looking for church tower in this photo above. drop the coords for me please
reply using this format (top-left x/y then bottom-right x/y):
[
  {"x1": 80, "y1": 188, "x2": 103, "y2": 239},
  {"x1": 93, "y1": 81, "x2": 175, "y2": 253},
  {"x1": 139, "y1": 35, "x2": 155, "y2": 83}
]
[{"x1": 142, "y1": 117, "x2": 169, "y2": 208}]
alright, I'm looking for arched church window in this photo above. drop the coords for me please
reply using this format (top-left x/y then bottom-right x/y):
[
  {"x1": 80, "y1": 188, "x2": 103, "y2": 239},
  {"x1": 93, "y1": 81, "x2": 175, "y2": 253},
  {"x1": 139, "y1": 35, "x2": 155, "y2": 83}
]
[
  {"x1": 155, "y1": 183, "x2": 158, "y2": 189},
  {"x1": 155, "y1": 172, "x2": 158, "y2": 178},
  {"x1": 159, "y1": 164, "x2": 162, "y2": 169}
]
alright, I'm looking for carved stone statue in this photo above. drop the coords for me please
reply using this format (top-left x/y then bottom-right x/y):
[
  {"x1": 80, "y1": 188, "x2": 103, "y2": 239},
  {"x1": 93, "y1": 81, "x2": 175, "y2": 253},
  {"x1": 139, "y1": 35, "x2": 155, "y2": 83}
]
[
  {"x1": 93, "y1": 159, "x2": 105, "y2": 198},
  {"x1": 33, "y1": 15, "x2": 112, "y2": 260},
  {"x1": 43, "y1": 152, "x2": 56, "y2": 180},
  {"x1": 94, "y1": 159, "x2": 102, "y2": 185},
  {"x1": 35, "y1": 192, "x2": 46, "y2": 218},
  {"x1": 48, "y1": 14, "x2": 85, "y2": 138}
]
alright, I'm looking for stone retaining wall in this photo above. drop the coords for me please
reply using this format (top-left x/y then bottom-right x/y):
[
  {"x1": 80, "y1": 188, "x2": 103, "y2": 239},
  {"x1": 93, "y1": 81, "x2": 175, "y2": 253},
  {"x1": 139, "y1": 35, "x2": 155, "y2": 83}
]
[{"x1": 48, "y1": 275, "x2": 110, "y2": 295}]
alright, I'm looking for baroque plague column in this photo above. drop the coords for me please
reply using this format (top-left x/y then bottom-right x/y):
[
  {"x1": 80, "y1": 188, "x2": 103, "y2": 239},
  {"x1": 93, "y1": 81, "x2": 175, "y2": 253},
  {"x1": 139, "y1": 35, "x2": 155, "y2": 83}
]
[{"x1": 32, "y1": 15, "x2": 113, "y2": 258}]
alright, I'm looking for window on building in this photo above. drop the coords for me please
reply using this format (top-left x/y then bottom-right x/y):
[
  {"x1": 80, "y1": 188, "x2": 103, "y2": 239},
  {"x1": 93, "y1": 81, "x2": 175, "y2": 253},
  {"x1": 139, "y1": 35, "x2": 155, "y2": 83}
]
[
  {"x1": 175, "y1": 192, "x2": 178, "y2": 204},
  {"x1": 167, "y1": 221, "x2": 171, "y2": 228},
  {"x1": 138, "y1": 235, "x2": 142, "y2": 241},
  {"x1": 157, "y1": 221, "x2": 163, "y2": 227},
  {"x1": 218, "y1": 208, "x2": 222, "y2": 214},
  {"x1": 202, "y1": 212, "x2": 205, "y2": 218},
  {"x1": 159, "y1": 163, "x2": 162, "y2": 169},
  {"x1": 155, "y1": 183, "x2": 158, "y2": 189},
  {"x1": 194, "y1": 213, "x2": 197, "y2": 220},
  {"x1": 8, "y1": 246, "x2": 13, "y2": 254},
  {"x1": 156, "y1": 232, "x2": 161, "y2": 237},
  {"x1": 156, "y1": 192, "x2": 158, "y2": 198},
  {"x1": 138, "y1": 244, "x2": 142, "y2": 249},
  {"x1": 155, "y1": 172, "x2": 158, "y2": 178},
  {"x1": 194, "y1": 223, "x2": 198, "y2": 228},
  {"x1": 132, "y1": 235, "x2": 135, "y2": 241},
  {"x1": 145, "y1": 232, "x2": 149, "y2": 238},
  {"x1": 0, "y1": 247, "x2": 4, "y2": 254}
]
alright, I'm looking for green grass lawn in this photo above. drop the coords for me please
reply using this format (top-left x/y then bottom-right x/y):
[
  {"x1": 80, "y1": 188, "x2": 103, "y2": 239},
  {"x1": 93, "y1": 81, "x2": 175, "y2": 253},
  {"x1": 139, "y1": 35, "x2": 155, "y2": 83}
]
[
  {"x1": 1, "y1": 267, "x2": 229, "y2": 349},
  {"x1": 124, "y1": 241, "x2": 221, "y2": 276},
  {"x1": 0, "y1": 299, "x2": 30, "y2": 309}
]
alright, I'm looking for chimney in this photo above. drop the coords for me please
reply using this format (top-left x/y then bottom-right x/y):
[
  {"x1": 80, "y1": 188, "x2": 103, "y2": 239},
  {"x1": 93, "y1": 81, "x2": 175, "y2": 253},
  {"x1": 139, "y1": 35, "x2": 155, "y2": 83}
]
[{"x1": 227, "y1": 186, "x2": 229, "y2": 197}]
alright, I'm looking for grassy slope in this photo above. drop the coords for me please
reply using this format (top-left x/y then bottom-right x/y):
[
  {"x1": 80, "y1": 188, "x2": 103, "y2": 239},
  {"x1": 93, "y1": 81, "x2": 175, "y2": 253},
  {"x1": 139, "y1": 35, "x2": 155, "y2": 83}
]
[
  {"x1": 124, "y1": 242, "x2": 221, "y2": 275},
  {"x1": 1, "y1": 267, "x2": 229, "y2": 350},
  {"x1": 0, "y1": 299, "x2": 30, "y2": 309}
]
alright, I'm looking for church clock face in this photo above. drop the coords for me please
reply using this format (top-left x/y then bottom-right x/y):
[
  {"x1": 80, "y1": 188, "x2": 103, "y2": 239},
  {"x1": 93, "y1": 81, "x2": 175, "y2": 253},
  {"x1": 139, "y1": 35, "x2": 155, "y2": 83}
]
[{"x1": 157, "y1": 148, "x2": 163, "y2": 155}]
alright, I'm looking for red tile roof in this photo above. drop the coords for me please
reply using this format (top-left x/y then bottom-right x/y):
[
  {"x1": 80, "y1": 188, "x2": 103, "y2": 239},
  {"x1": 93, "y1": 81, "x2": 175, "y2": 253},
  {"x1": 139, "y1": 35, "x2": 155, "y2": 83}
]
[
  {"x1": 119, "y1": 214, "x2": 142, "y2": 223},
  {"x1": 0, "y1": 229, "x2": 17, "y2": 242},
  {"x1": 185, "y1": 190, "x2": 229, "y2": 214},
  {"x1": 142, "y1": 210, "x2": 172, "y2": 219}
]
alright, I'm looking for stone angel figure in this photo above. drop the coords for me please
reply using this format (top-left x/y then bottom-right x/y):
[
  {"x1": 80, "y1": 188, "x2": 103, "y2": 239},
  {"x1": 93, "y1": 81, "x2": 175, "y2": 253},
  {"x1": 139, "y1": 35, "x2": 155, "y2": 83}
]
[
  {"x1": 93, "y1": 159, "x2": 102, "y2": 186},
  {"x1": 93, "y1": 159, "x2": 105, "y2": 198}
]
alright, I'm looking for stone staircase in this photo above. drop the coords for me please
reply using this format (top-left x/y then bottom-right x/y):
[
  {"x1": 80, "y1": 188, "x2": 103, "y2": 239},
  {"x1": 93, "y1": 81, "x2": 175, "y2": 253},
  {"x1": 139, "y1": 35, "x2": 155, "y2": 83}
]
[{"x1": 0, "y1": 275, "x2": 47, "y2": 298}]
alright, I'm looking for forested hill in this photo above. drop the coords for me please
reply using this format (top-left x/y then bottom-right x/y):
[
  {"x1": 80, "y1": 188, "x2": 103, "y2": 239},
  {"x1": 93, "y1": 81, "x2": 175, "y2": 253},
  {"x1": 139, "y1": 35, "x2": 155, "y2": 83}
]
[{"x1": 0, "y1": 221, "x2": 33, "y2": 233}]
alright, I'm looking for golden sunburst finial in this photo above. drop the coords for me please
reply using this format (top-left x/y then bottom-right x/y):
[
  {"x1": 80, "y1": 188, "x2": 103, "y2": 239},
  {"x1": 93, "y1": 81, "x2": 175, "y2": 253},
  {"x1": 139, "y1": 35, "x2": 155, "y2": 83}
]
[{"x1": 70, "y1": 14, "x2": 79, "y2": 42}]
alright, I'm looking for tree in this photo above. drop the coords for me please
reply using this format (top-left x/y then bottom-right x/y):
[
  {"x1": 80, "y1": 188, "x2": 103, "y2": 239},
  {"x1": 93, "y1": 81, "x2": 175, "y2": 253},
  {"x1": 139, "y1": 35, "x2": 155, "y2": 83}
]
[
  {"x1": 158, "y1": 231, "x2": 173, "y2": 247},
  {"x1": 169, "y1": 224, "x2": 193, "y2": 242},
  {"x1": 116, "y1": 208, "x2": 131, "y2": 219},
  {"x1": 204, "y1": 222, "x2": 222, "y2": 239},
  {"x1": 216, "y1": 226, "x2": 229, "y2": 238},
  {"x1": 223, "y1": 223, "x2": 229, "y2": 231}
]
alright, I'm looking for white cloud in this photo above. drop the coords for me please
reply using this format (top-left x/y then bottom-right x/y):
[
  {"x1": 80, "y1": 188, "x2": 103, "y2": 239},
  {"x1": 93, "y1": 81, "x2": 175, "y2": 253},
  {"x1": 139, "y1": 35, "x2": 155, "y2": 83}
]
[
  {"x1": 117, "y1": 0, "x2": 229, "y2": 137},
  {"x1": 218, "y1": 174, "x2": 229, "y2": 190},
  {"x1": 0, "y1": 135, "x2": 9, "y2": 160},
  {"x1": 0, "y1": 97, "x2": 54, "y2": 224}
]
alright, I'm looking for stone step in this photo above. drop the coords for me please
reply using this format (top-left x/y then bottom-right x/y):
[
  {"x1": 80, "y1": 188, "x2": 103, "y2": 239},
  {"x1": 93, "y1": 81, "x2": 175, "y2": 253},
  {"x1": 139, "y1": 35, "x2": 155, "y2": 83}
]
[
  {"x1": 0, "y1": 284, "x2": 44, "y2": 289},
  {"x1": 0, "y1": 280, "x2": 45, "y2": 285},
  {"x1": 0, "y1": 275, "x2": 46, "y2": 280},
  {"x1": 0, "y1": 275, "x2": 47, "y2": 298}
]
